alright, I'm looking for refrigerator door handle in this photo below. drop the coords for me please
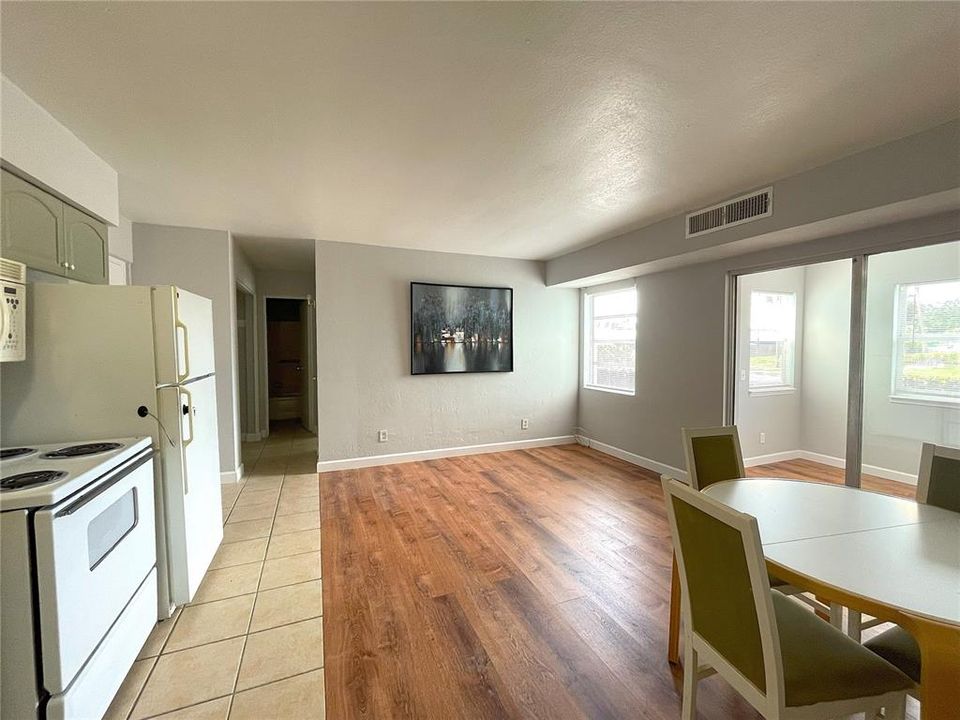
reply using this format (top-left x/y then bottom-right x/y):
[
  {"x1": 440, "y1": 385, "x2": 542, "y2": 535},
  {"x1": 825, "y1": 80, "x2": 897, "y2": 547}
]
[
  {"x1": 179, "y1": 386, "x2": 194, "y2": 494},
  {"x1": 175, "y1": 320, "x2": 191, "y2": 382},
  {"x1": 173, "y1": 291, "x2": 191, "y2": 382}
]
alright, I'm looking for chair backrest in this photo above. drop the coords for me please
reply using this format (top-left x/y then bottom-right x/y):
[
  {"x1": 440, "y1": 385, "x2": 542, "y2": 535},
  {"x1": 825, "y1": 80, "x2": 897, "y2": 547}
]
[
  {"x1": 917, "y1": 442, "x2": 960, "y2": 513},
  {"x1": 661, "y1": 477, "x2": 783, "y2": 710},
  {"x1": 682, "y1": 426, "x2": 746, "y2": 491}
]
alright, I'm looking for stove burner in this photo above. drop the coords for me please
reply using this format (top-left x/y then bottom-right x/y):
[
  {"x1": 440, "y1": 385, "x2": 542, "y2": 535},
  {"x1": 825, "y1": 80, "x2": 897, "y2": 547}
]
[
  {"x1": 41, "y1": 442, "x2": 123, "y2": 459},
  {"x1": 0, "y1": 447, "x2": 37, "y2": 460},
  {"x1": 1, "y1": 470, "x2": 69, "y2": 490}
]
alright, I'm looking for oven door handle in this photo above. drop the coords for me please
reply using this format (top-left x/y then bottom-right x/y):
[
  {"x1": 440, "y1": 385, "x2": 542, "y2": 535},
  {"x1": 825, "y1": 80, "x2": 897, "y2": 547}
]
[{"x1": 55, "y1": 450, "x2": 155, "y2": 518}]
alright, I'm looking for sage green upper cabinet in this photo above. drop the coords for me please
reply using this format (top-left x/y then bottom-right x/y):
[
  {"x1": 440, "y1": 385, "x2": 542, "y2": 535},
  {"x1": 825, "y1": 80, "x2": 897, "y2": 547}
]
[
  {"x1": 1, "y1": 168, "x2": 65, "y2": 275},
  {"x1": 0, "y1": 168, "x2": 109, "y2": 284},
  {"x1": 63, "y1": 204, "x2": 108, "y2": 284}
]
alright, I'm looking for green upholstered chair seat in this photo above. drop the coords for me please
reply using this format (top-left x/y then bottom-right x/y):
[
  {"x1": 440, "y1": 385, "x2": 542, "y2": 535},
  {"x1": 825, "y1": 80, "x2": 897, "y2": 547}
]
[
  {"x1": 863, "y1": 627, "x2": 921, "y2": 683},
  {"x1": 773, "y1": 592, "x2": 915, "y2": 707}
]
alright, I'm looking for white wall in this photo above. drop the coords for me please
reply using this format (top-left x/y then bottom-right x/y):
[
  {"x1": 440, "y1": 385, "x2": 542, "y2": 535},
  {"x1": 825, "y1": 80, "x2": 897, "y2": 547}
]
[
  {"x1": 1, "y1": 75, "x2": 119, "y2": 224},
  {"x1": 132, "y1": 223, "x2": 242, "y2": 480},
  {"x1": 314, "y1": 241, "x2": 579, "y2": 462},
  {"x1": 108, "y1": 217, "x2": 134, "y2": 262}
]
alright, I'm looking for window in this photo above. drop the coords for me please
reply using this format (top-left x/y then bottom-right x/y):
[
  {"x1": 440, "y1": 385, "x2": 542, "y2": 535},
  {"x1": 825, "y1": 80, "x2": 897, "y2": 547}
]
[
  {"x1": 584, "y1": 286, "x2": 636, "y2": 394},
  {"x1": 748, "y1": 290, "x2": 796, "y2": 390},
  {"x1": 893, "y1": 279, "x2": 960, "y2": 402}
]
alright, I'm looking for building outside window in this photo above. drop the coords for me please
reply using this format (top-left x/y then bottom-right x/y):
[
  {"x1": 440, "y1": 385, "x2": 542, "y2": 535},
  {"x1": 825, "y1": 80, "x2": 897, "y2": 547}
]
[
  {"x1": 893, "y1": 279, "x2": 960, "y2": 402},
  {"x1": 749, "y1": 290, "x2": 796, "y2": 390}
]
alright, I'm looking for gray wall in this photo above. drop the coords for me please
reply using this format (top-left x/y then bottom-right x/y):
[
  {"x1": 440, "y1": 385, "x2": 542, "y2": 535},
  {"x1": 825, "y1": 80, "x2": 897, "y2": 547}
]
[
  {"x1": 314, "y1": 241, "x2": 579, "y2": 461},
  {"x1": 578, "y1": 260, "x2": 725, "y2": 472},
  {"x1": 577, "y1": 212, "x2": 959, "y2": 473},
  {"x1": 798, "y1": 260, "x2": 851, "y2": 460},
  {"x1": 132, "y1": 223, "x2": 241, "y2": 478}
]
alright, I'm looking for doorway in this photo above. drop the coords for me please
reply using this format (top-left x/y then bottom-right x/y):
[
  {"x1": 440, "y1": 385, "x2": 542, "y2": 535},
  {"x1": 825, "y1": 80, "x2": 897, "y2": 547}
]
[
  {"x1": 730, "y1": 239, "x2": 959, "y2": 490},
  {"x1": 265, "y1": 296, "x2": 317, "y2": 433},
  {"x1": 236, "y1": 284, "x2": 258, "y2": 440}
]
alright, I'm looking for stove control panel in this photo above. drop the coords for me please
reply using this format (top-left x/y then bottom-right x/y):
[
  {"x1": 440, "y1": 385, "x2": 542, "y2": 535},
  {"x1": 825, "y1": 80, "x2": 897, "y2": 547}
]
[{"x1": 0, "y1": 258, "x2": 26, "y2": 362}]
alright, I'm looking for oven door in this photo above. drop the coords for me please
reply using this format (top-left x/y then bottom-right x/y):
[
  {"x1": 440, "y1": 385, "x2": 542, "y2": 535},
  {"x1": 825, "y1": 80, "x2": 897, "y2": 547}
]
[{"x1": 33, "y1": 450, "x2": 157, "y2": 693}]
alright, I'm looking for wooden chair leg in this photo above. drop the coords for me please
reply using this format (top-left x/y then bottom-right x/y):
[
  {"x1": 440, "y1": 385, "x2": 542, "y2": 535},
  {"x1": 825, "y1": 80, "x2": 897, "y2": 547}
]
[
  {"x1": 668, "y1": 553, "x2": 682, "y2": 665},
  {"x1": 848, "y1": 609, "x2": 863, "y2": 642},
  {"x1": 681, "y1": 642, "x2": 698, "y2": 720}
]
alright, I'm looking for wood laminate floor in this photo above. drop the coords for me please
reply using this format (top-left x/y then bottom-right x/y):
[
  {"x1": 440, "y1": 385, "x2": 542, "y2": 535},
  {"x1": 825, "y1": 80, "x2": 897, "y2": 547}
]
[{"x1": 320, "y1": 445, "x2": 917, "y2": 720}]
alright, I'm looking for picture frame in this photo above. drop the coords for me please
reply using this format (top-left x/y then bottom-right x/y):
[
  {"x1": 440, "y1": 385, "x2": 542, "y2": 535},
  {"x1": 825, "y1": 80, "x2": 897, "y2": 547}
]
[{"x1": 410, "y1": 282, "x2": 514, "y2": 375}]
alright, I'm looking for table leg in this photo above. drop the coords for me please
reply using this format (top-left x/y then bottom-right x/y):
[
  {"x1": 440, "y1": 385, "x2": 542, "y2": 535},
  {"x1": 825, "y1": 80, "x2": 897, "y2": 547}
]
[
  {"x1": 909, "y1": 619, "x2": 960, "y2": 720},
  {"x1": 668, "y1": 553, "x2": 681, "y2": 665}
]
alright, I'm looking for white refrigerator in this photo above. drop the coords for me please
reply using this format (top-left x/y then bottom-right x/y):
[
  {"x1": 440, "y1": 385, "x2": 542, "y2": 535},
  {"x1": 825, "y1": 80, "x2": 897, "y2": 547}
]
[{"x1": 0, "y1": 284, "x2": 223, "y2": 617}]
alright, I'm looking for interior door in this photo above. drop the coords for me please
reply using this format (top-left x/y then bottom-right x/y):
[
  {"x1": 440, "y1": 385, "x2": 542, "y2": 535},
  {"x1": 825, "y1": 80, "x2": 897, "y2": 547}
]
[{"x1": 158, "y1": 374, "x2": 222, "y2": 605}]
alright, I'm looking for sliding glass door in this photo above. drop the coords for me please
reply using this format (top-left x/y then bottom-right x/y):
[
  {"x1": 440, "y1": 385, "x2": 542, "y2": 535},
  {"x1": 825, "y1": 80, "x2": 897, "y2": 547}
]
[
  {"x1": 733, "y1": 260, "x2": 852, "y2": 482},
  {"x1": 860, "y1": 242, "x2": 960, "y2": 487},
  {"x1": 732, "y1": 238, "x2": 959, "y2": 491}
]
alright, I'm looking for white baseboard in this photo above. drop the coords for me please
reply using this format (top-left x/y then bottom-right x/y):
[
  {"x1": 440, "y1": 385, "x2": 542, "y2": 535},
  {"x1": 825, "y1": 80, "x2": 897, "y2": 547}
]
[
  {"x1": 316, "y1": 435, "x2": 577, "y2": 472},
  {"x1": 577, "y1": 435, "x2": 688, "y2": 482},
  {"x1": 745, "y1": 449, "x2": 917, "y2": 486},
  {"x1": 220, "y1": 463, "x2": 245, "y2": 484},
  {"x1": 744, "y1": 450, "x2": 806, "y2": 467},
  {"x1": 242, "y1": 432, "x2": 262, "y2": 442}
]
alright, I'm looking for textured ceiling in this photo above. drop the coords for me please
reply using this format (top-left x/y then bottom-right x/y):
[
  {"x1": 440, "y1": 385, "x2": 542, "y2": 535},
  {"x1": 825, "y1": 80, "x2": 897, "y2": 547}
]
[{"x1": 2, "y1": 2, "x2": 958, "y2": 260}]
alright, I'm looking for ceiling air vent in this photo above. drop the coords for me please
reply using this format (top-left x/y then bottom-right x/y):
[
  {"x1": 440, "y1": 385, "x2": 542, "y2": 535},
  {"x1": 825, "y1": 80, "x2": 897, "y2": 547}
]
[{"x1": 686, "y1": 187, "x2": 773, "y2": 239}]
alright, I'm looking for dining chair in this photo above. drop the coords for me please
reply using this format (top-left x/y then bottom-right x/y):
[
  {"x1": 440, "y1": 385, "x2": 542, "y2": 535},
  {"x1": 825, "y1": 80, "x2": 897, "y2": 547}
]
[
  {"x1": 667, "y1": 427, "x2": 840, "y2": 664},
  {"x1": 861, "y1": 442, "x2": 960, "y2": 692},
  {"x1": 662, "y1": 477, "x2": 914, "y2": 720}
]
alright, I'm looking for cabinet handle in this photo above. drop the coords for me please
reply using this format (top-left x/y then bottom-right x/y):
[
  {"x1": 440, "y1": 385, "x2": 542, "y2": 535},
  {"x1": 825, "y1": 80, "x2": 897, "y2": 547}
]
[
  {"x1": 62, "y1": 261, "x2": 70, "y2": 268},
  {"x1": 70, "y1": 264, "x2": 76, "y2": 270}
]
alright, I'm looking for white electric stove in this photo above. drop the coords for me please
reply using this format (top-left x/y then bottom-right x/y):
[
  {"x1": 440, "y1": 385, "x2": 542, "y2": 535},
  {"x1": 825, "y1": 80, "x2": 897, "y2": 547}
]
[{"x1": 0, "y1": 437, "x2": 158, "y2": 720}]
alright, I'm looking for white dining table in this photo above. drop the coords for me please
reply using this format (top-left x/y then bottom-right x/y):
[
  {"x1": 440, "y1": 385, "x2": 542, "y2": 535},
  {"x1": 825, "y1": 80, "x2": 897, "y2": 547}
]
[{"x1": 702, "y1": 478, "x2": 960, "y2": 720}]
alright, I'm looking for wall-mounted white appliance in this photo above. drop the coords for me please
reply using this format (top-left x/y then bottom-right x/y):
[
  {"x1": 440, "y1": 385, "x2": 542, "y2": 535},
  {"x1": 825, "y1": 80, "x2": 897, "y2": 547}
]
[
  {"x1": 0, "y1": 285, "x2": 223, "y2": 619},
  {"x1": 0, "y1": 438, "x2": 157, "y2": 720},
  {"x1": 0, "y1": 257, "x2": 27, "y2": 361}
]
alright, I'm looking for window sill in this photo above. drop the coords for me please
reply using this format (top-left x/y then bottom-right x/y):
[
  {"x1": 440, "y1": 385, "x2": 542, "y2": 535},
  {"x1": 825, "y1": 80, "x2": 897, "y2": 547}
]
[
  {"x1": 748, "y1": 386, "x2": 796, "y2": 397},
  {"x1": 889, "y1": 394, "x2": 960, "y2": 409},
  {"x1": 583, "y1": 384, "x2": 635, "y2": 397}
]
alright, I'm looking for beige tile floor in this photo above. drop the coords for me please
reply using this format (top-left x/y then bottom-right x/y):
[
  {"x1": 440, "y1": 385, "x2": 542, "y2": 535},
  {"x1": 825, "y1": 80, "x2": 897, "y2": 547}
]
[{"x1": 105, "y1": 424, "x2": 324, "y2": 720}]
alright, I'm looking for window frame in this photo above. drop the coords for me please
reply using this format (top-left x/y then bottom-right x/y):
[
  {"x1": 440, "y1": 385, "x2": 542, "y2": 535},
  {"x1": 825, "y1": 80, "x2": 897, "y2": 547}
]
[
  {"x1": 890, "y1": 279, "x2": 960, "y2": 406},
  {"x1": 582, "y1": 283, "x2": 638, "y2": 396},
  {"x1": 747, "y1": 289, "x2": 798, "y2": 395}
]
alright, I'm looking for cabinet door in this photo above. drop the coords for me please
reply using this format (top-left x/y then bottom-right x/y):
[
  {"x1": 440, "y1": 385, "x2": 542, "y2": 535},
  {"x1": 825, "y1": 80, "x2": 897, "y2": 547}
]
[
  {"x1": 63, "y1": 204, "x2": 108, "y2": 284},
  {"x1": 1, "y1": 169, "x2": 65, "y2": 274}
]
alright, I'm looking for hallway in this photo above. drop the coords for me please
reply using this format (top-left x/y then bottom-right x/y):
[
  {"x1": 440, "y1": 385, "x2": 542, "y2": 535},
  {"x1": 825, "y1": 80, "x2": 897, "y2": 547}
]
[{"x1": 104, "y1": 425, "x2": 323, "y2": 720}]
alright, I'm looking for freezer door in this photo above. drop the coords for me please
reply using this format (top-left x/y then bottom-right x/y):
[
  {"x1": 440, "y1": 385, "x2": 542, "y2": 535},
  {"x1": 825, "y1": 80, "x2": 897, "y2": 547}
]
[
  {"x1": 157, "y1": 374, "x2": 223, "y2": 605},
  {"x1": 152, "y1": 286, "x2": 216, "y2": 385}
]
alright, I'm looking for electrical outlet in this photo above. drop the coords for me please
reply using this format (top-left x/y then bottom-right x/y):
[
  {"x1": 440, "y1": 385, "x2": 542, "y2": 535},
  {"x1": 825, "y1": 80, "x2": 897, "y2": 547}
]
[
  {"x1": 378, "y1": 430, "x2": 388, "y2": 443},
  {"x1": 759, "y1": 432, "x2": 766, "y2": 445},
  {"x1": 521, "y1": 418, "x2": 529, "y2": 430}
]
